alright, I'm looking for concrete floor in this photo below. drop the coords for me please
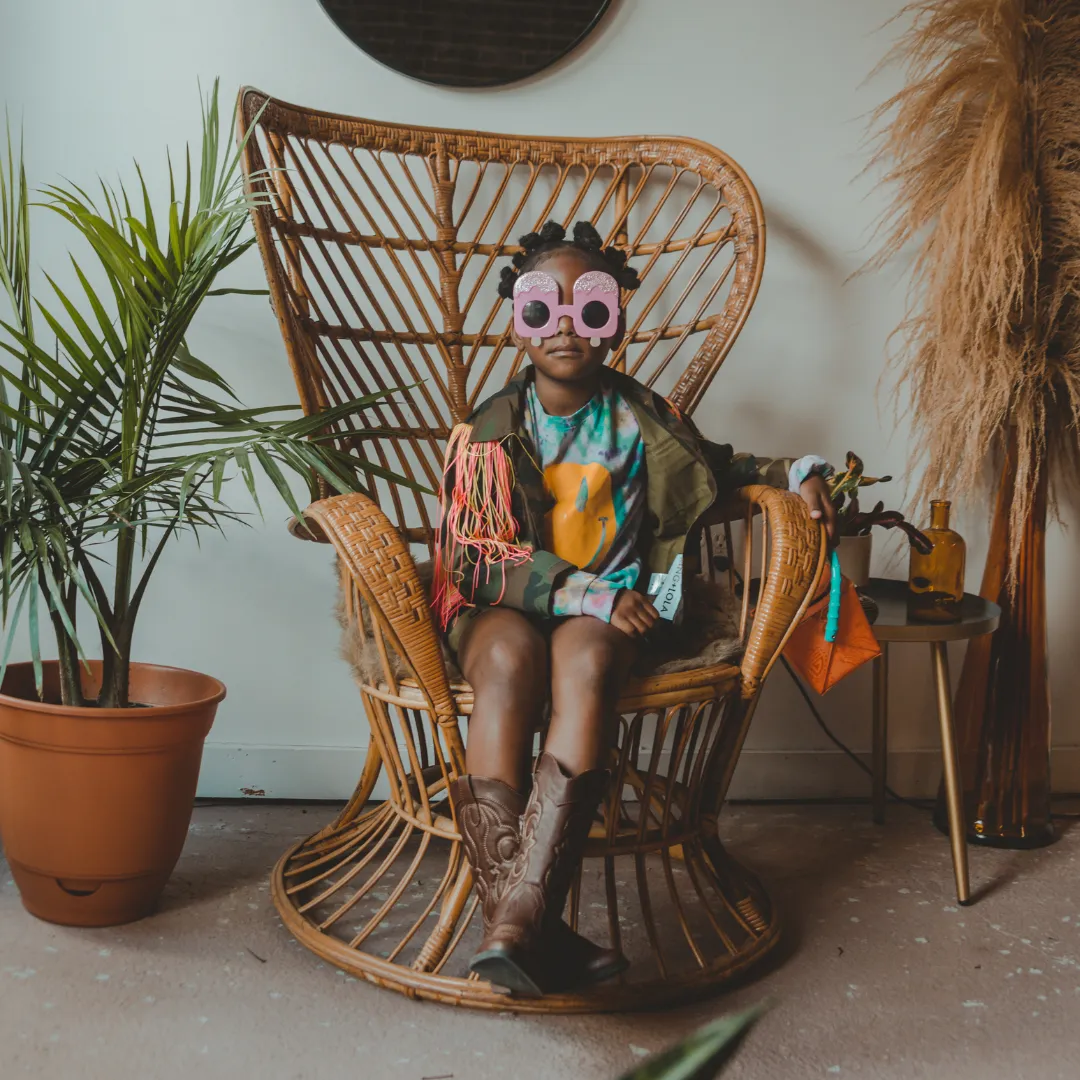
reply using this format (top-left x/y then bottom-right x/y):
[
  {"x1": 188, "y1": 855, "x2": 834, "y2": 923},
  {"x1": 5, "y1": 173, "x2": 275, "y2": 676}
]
[{"x1": 2, "y1": 801, "x2": 1079, "y2": 1080}]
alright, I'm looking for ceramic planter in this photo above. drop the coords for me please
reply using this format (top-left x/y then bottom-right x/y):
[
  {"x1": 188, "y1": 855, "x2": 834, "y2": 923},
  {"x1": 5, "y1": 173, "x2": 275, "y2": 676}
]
[
  {"x1": 836, "y1": 533, "x2": 873, "y2": 587},
  {"x1": 0, "y1": 660, "x2": 224, "y2": 927}
]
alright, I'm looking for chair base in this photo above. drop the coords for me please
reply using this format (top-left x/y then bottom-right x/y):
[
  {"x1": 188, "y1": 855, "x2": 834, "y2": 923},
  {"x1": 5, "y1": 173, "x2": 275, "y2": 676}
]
[{"x1": 270, "y1": 800, "x2": 781, "y2": 1014}]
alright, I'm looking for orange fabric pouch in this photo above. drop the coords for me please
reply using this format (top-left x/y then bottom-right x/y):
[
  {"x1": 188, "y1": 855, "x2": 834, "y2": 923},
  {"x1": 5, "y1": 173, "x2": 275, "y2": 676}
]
[{"x1": 783, "y1": 554, "x2": 881, "y2": 694}]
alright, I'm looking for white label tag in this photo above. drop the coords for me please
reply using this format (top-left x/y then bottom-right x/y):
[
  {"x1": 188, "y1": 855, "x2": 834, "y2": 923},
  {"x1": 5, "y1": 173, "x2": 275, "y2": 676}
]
[{"x1": 651, "y1": 555, "x2": 684, "y2": 622}]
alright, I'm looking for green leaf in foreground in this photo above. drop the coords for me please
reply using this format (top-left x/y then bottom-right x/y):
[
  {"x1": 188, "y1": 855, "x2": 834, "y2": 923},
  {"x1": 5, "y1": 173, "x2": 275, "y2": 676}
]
[{"x1": 616, "y1": 1006, "x2": 765, "y2": 1080}]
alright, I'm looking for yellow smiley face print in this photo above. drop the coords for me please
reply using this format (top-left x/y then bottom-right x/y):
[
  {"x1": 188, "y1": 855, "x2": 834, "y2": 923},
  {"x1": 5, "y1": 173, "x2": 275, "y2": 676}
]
[{"x1": 543, "y1": 461, "x2": 617, "y2": 570}]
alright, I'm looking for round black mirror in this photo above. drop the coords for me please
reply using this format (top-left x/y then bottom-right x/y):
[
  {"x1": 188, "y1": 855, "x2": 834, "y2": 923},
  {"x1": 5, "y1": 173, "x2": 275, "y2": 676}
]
[{"x1": 318, "y1": 1, "x2": 613, "y2": 88}]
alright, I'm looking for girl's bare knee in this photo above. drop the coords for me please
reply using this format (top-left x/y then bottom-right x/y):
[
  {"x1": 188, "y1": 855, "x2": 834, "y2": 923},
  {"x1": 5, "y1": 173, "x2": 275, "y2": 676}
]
[
  {"x1": 551, "y1": 620, "x2": 629, "y2": 695},
  {"x1": 461, "y1": 612, "x2": 547, "y2": 692},
  {"x1": 484, "y1": 634, "x2": 545, "y2": 685}
]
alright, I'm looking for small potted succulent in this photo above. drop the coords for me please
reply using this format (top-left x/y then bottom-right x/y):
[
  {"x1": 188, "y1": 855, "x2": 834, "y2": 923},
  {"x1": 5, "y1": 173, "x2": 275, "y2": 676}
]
[{"x1": 829, "y1": 452, "x2": 932, "y2": 587}]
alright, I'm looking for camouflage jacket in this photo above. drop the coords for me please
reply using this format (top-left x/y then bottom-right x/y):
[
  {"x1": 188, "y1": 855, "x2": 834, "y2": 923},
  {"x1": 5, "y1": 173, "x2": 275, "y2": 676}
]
[{"x1": 434, "y1": 366, "x2": 795, "y2": 634}]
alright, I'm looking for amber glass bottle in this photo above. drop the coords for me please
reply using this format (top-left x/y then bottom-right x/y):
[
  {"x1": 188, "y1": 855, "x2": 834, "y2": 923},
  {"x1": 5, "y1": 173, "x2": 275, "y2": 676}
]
[{"x1": 908, "y1": 500, "x2": 966, "y2": 622}]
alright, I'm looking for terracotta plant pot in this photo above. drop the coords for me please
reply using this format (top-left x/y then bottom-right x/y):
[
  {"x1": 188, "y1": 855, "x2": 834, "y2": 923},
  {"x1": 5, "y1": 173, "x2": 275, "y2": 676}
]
[
  {"x1": 836, "y1": 533, "x2": 873, "y2": 587},
  {"x1": 0, "y1": 660, "x2": 224, "y2": 927}
]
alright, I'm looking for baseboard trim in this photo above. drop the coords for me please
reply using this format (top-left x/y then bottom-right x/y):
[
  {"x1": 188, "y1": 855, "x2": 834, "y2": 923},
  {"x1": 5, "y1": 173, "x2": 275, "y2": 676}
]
[{"x1": 198, "y1": 743, "x2": 1080, "y2": 802}]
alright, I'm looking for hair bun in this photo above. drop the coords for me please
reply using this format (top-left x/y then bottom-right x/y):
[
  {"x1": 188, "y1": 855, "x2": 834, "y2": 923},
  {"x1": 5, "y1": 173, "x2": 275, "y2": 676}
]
[
  {"x1": 498, "y1": 218, "x2": 642, "y2": 302},
  {"x1": 571, "y1": 221, "x2": 603, "y2": 250},
  {"x1": 496, "y1": 264, "x2": 518, "y2": 300},
  {"x1": 537, "y1": 221, "x2": 566, "y2": 245}
]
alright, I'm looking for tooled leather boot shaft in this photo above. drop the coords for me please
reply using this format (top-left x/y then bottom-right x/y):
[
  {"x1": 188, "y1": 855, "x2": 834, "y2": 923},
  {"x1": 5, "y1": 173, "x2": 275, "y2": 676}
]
[
  {"x1": 481, "y1": 753, "x2": 608, "y2": 952},
  {"x1": 447, "y1": 775, "x2": 526, "y2": 923}
]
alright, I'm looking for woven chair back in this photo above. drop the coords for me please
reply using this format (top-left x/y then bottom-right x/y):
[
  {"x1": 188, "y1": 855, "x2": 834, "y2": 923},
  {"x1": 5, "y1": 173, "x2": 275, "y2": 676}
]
[{"x1": 238, "y1": 89, "x2": 765, "y2": 547}]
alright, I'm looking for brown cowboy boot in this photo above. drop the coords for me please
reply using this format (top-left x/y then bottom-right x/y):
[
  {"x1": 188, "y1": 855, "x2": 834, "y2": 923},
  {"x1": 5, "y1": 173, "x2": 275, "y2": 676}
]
[
  {"x1": 448, "y1": 771, "x2": 625, "y2": 995},
  {"x1": 466, "y1": 753, "x2": 615, "y2": 997}
]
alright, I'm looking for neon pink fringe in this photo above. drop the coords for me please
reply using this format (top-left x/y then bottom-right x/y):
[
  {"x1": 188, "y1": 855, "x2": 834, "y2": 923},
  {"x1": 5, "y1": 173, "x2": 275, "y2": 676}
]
[{"x1": 432, "y1": 424, "x2": 532, "y2": 630}]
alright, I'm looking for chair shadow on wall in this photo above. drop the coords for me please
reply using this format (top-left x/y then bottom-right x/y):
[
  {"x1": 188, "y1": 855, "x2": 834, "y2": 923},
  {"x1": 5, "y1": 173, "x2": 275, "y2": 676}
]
[
  {"x1": 723, "y1": 198, "x2": 863, "y2": 772},
  {"x1": 705, "y1": 195, "x2": 858, "y2": 491}
]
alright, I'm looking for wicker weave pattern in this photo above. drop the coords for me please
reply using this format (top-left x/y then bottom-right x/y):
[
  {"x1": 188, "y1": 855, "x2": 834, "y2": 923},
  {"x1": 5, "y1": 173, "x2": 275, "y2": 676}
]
[
  {"x1": 239, "y1": 88, "x2": 764, "y2": 545},
  {"x1": 239, "y1": 90, "x2": 824, "y2": 1011}
]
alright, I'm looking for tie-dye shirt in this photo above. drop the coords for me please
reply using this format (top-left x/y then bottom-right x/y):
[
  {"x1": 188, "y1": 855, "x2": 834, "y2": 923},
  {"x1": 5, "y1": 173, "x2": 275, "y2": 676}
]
[{"x1": 524, "y1": 382, "x2": 646, "y2": 621}]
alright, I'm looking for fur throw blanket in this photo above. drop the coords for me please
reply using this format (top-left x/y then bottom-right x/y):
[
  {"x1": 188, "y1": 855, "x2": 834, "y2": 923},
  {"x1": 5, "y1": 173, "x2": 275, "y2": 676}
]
[{"x1": 337, "y1": 560, "x2": 743, "y2": 686}]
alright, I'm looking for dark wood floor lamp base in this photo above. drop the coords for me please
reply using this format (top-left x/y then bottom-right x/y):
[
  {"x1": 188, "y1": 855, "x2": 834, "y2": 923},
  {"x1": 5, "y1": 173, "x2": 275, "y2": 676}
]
[{"x1": 936, "y1": 441, "x2": 1054, "y2": 849}]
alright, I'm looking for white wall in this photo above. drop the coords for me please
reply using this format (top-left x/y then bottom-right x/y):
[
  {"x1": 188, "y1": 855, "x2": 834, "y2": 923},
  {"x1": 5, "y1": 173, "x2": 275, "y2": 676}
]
[{"x1": 3, "y1": 0, "x2": 1078, "y2": 799}]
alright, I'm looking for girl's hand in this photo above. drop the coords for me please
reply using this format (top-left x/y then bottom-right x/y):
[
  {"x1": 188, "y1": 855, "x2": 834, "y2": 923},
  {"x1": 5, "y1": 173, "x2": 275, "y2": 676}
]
[
  {"x1": 800, "y1": 473, "x2": 839, "y2": 549},
  {"x1": 611, "y1": 590, "x2": 659, "y2": 639}
]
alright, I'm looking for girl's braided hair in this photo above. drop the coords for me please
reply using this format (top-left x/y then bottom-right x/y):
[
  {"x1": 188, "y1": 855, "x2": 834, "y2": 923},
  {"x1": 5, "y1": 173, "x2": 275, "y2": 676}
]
[{"x1": 496, "y1": 220, "x2": 641, "y2": 299}]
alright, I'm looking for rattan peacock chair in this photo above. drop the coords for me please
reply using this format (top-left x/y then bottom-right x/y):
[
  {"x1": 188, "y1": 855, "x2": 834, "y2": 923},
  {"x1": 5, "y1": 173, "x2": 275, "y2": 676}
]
[{"x1": 237, "y1": 88, "x2": 825, "y2": 1013}]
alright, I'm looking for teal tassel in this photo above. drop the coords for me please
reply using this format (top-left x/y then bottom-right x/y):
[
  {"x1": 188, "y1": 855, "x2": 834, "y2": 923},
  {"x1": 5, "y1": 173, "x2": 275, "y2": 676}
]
[{"x1": 825, "y1": 549, "x2": 842, "y2": 644}]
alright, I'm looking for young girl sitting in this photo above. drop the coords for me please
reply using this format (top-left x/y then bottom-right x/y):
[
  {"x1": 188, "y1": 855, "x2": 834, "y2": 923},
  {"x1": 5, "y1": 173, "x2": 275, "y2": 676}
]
[{"x1": 436, "y1": 221, "x2": 836, "y2": 997}]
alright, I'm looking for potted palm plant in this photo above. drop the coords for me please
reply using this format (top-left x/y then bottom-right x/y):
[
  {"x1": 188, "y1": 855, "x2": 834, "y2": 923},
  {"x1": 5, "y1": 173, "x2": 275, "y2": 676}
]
[{"x1": 0, "y1": 83, "x2": 404, "y2": 926}]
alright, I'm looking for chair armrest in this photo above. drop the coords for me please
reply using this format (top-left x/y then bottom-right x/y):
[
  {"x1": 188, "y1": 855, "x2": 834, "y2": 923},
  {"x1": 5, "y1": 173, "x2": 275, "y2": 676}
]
[
  {"x1": 288, "y1": 513, "x2": 433, "y2": 547},
  {"x1": 733, "y1": 485, "x2": 826, "y2": 698},
  {"x1": 300, "y1": 494, "x2": 459, "y2": 733},
  {"x1": 287, "y1": 514, "x2": 330, "y2": 542}
]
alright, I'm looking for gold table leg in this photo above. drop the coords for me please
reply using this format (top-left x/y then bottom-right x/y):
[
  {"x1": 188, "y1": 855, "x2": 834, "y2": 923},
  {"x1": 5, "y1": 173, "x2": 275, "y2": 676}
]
[
  {"x1": 872, "y1": 645, "x2": 889, "y2": 825},
  {"x1": 931, "y1": 641, "x2": 971, "y2": 904}
]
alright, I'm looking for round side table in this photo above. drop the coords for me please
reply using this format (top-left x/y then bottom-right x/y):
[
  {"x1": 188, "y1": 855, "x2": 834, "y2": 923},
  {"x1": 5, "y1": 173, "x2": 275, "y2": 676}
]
[{"x1": 862, "y1": 578, "x2": 1001, "y2": 905}]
